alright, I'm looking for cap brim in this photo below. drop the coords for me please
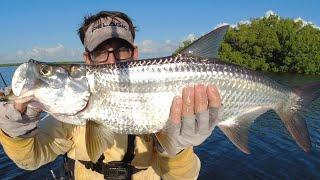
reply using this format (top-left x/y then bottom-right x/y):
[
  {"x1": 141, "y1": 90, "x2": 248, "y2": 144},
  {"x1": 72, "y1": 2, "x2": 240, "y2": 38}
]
[{"x1": 84, "y1": 17, "x2": 134, "y2": 52}]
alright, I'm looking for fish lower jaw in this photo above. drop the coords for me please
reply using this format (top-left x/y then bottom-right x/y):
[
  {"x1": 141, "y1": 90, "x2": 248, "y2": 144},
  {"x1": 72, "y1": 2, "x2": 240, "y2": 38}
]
[{"x1": 12, "y1": 91, "x2": 36, "y2": 104}]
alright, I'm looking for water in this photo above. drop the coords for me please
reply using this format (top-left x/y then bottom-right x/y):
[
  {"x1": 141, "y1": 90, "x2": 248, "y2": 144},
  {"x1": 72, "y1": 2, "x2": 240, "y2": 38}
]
[{"x1": 0, "y1": 66, "x2": 319, "y2": 179}]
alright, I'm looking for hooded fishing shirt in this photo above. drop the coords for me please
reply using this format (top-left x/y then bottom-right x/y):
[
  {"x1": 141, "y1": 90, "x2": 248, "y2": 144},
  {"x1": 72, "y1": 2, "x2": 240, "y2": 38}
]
[{"x1": 0, "y1": 115, "x2": 200, "y2": 180}]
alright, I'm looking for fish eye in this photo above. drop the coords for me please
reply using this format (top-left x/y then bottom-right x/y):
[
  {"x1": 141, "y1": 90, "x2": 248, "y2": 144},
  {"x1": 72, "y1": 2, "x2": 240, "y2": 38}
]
[{"x1": 39, "y1": 65, "x2": 53, "y2": 76}]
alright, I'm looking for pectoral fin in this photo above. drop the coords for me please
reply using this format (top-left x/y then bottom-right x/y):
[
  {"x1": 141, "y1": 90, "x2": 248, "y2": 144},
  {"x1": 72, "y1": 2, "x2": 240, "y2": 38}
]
[
  {"x1": 218, "y1": 107, "x2": 269, "y2": 154},
  {"x1": 85, "y1": 121, "x2": 114, "y2": 162}
]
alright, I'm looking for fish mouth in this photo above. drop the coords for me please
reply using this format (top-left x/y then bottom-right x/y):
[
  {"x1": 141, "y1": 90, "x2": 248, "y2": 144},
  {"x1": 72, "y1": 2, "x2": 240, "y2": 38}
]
[{"x1": 12, "y1": 89, "x2": 36, "y2": 104}]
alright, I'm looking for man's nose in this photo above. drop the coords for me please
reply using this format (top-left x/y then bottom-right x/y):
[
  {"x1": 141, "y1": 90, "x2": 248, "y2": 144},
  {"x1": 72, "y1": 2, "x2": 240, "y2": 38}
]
[{"x1": 106, "y1": 51, "x2": 116, "y2": 64}]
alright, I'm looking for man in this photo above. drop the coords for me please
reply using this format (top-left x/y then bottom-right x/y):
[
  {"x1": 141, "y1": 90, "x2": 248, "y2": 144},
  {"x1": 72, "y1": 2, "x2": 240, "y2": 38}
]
[{"x1": 0, "y1": 11, "x2": 222, "y2": 179}]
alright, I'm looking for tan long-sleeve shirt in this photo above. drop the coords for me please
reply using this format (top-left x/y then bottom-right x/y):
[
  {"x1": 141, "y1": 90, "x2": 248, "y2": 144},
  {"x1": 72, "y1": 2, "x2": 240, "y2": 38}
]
[{"x1": 0, "y1": 116, "x2": 200, "y2": 179}]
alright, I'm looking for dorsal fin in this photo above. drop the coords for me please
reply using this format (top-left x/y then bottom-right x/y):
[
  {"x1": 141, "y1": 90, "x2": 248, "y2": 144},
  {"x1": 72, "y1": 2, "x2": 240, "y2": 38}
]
[{"x1": 180, "y1": 25, "x2": 229, "y2": 58}]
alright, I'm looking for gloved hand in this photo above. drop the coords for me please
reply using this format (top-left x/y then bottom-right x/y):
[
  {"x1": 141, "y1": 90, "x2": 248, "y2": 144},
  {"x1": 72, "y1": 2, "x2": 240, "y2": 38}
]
[
  {"x1": 0, "y1": 87, "x2": 41, "y2": 138},
  {"x1": 155, "y1": 85, "x2": 223, "y2": 156}
]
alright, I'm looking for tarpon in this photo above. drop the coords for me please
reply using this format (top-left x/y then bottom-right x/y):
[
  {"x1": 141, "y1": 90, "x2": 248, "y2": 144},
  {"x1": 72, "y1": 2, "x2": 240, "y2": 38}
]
[{"x1": 7, "y1": 25, "x2": 320, "y2": 161}]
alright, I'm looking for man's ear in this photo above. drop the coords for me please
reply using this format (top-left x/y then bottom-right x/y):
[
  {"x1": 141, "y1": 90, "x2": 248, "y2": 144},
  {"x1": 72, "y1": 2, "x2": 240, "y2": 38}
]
[
  {"x1": 133, "y1": 46, "x2": 139, "y2": 60},
  {"x1": 83, "y1": 52, "x2": 92, "y2": 64}
]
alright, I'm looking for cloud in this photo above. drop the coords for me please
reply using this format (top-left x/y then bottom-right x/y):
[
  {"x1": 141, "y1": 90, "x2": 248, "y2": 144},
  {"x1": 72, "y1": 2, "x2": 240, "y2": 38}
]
[
  {"x1": 294, "y1": 17, "x2": 320, "y2": 29},
  {"x1": 137, "y1": 39, "x2": 179, "y2": 58},
  {"x1": 183, "y1": 34, "x2": 197, "y2": 42},
  {"x1": 262, "y1": 10, "x2": 320, "y2": 29},
  {"x1": 137, "y1": 32, "x2": 207, "y2": 59},
  {"x1": 0, "y1": 41, "x2": 179, "y2": 63},
  {"x1": 137, "y1": 23, "x2": 234, "y2": 59},
  {"x1": 264, "y1": 10, "x2": 277, "y2": 18},
  {"x1": 214, "y1": 22, "x2": 230, "y2": 29},
  {"x1": 228, "y1": 20, "x2": 251, "y2": 29},
  {"x1": 4, "y1": 9, "x2": 318, "y2": 63},
  {"x1": 0, "y1": 44, "x2": 83, "y2": 64},
  {"x1": 227, "y1": 10, "x2": 278, "y2": 29},
  {"x1": 223, "y1": 10, "x2": 320, "y2": 31}
]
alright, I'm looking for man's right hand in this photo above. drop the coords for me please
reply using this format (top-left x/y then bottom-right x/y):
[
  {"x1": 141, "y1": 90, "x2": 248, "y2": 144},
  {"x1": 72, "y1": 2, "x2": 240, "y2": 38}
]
[{"x1": 0, "y1": 87, "x2": 41, "y2": 138}]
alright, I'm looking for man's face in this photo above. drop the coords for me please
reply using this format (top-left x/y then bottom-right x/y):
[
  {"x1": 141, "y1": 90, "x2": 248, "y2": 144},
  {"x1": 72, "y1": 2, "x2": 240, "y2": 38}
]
[{"x1": 83, "y1": 38, "x2": 138, "y2": 65}]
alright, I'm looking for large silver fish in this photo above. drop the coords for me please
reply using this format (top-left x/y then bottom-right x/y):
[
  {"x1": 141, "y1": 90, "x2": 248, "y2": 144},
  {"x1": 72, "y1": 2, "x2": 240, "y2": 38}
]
[{"x1": 8, "y1": 25, "x2": 320, "y2": 161}]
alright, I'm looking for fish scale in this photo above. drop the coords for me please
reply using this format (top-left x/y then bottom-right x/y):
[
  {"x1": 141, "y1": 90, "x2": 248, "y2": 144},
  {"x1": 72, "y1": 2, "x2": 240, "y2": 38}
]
[{"x1": 75, "y1": 55, "x2": 293, "y2": 134}]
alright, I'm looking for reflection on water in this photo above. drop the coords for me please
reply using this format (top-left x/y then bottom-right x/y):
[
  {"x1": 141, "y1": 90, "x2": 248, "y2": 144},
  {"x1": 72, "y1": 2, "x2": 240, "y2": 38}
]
[{"x1": 0, "y1": 67, "x2": 319, "y2": 179}]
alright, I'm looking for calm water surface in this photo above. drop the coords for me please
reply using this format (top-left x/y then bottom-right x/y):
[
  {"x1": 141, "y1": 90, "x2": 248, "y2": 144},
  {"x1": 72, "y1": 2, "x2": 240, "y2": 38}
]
[{"x1": 0, "y1": 66, "x2": 319, "y2": 179}]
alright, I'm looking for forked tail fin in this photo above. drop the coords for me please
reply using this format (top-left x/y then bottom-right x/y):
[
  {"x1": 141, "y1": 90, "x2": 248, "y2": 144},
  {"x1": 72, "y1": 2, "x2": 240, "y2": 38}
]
[
  {"x1": 276, "y1": 81, "x2": 320, "y2": 152},
  {"x1": 294, "y1": 82, "x2": 320, "y2": 107}
]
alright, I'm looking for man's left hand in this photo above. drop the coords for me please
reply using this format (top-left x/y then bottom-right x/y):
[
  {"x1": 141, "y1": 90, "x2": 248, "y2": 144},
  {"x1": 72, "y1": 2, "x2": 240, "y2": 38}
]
[{"x1": 155, "y1": 84, "x2": 223, "y2": 156}]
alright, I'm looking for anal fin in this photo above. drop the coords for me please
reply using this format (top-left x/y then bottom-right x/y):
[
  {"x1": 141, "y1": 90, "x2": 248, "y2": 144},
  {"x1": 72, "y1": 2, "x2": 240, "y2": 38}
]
[{"x1": 218, "y1": 107, "x2": 269, "y2": 154}]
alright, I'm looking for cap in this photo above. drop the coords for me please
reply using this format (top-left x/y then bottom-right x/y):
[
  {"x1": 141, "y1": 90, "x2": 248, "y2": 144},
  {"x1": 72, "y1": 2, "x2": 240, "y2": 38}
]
[{"x1": 84, "y1": 16, "x2": 134, "y2": 52}]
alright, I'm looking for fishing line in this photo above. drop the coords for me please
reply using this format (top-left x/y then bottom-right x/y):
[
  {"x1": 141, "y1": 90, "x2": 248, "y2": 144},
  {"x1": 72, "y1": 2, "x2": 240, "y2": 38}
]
[{"x1": 0, "y1": 72, "x2": 7, "y2": 87}]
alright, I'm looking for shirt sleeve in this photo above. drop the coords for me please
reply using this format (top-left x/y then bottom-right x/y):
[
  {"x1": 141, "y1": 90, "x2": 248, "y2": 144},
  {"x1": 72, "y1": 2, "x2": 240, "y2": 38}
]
[
  {"x1": 153, "y1": 147, "x2": 201, "y2": 180},
  {"x1": 0, "y1": 115, "x2": 74, "y2": 170}
]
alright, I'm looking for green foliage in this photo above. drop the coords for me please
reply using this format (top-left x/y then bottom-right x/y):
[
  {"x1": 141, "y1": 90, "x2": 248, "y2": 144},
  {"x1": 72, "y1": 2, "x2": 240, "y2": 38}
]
[
  {"x1": 174, "y1": 14, "x2": 320, "y2": 74},
  {"x1": 219, "y1": 15, "x2": 320, "y2": 74}
]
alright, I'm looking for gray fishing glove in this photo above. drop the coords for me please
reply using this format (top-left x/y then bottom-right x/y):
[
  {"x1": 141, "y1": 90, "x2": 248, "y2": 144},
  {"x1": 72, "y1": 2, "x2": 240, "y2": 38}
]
[
  {"x1": 0, "y1": 87, "x2": 41, "y2": 138},
  {"x1": 155, "y1": 107, "x2": 223, "y2": 156}
]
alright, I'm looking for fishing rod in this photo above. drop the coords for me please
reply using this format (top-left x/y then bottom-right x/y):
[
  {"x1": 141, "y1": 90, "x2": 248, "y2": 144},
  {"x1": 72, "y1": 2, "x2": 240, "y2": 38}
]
[
  {"x1": 0, "y1": 72, "x2": 8, "y2": 102},
  {"x1": 0, "y1": 72, "x2": 7, "y2": 87}
]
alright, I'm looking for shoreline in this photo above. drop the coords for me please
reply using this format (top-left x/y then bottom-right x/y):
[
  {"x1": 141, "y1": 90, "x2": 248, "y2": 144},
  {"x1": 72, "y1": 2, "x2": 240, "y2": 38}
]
[
  {"x1": 0, "y1": 61, "x2": 82, "y2": 67},
  {"x1": 0, "y1": 63, "x2": 21, "y2": 67}
]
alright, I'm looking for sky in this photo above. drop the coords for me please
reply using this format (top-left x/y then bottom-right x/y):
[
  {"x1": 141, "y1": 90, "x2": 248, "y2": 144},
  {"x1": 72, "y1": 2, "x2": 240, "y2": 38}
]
[{"x1": 0, "y1": 0, "x2": 319, "y2": 63}]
